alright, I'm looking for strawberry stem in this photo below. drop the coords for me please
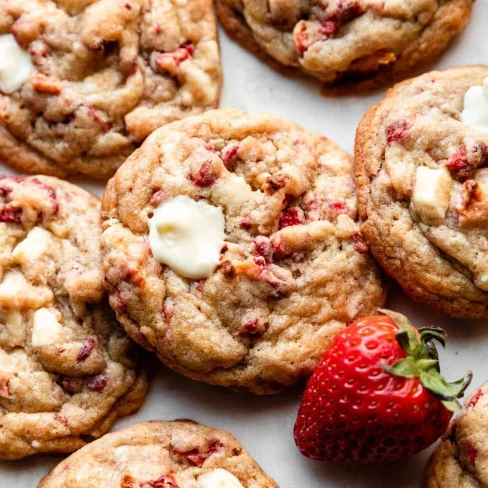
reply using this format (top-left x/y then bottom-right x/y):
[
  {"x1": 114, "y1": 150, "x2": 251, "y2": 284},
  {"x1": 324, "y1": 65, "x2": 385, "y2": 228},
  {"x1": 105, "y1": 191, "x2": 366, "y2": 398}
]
[{"x1": 379, "y1": 309, "x2": 472, "y2": 412}]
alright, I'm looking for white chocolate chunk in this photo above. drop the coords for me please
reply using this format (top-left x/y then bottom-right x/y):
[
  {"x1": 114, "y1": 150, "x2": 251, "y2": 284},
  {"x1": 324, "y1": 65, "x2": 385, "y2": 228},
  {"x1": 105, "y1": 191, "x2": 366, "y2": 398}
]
[
  {"x1": 0, "y1": 270, "x2": 53, "y2": 308},
  {"x1": 460, "y1": 77, "x2": 488, "y2": 133},
  {"x1": 212, "y1": 173, "x2": 253, "y2": 207},
  {"x1": 198, "y1": 469, "x2": 245, "y2": 488},
  {"x1": 12, "y1": 227, "x2": 52, "y2": 263},
  {"x1": 412, "y1": 166, "x2": 453, "y2": 223},
  {"x1": 148, "y1": 195, "x2": 226, "y2": 279},
  {"x1": 114, "y1": 446, "x2": 130, "y2": 462},
  {"x1": 31, "y1": 308, "x2": 63, "y2": 347},
  {"x1": 0, "y1": 34, "x2": 35, "y2": 94}
]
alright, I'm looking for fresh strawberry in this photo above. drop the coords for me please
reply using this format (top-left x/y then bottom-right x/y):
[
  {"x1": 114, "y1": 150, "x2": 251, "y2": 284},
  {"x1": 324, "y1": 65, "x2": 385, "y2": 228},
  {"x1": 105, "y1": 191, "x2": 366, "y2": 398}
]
[{"x1": 293, "y1": 310, "x2": 472, "y2": 463}]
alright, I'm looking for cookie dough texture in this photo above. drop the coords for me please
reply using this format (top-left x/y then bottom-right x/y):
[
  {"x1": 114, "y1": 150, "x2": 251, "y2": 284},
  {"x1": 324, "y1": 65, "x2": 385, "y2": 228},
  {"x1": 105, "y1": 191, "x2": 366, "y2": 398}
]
[
  {"x1": 355, "y1": 66, "x2": 488, "y2": 318},
  {"x1": 425, "y1": 382, "x2": 488, "y2": 488},
  {"x1": 0, "y1": 175, "x2": 147, "y2": 460},
  {"x1": 216, "y1": 0, "x2": 474, "y2": 92},
  {"x1": 39, "y1": 420, "x2": 278, "y2": 488},
  {"x1": 0, "y1": 0, "x2": 222, "y2": 179},
  {"x1": 101, "y1": 109, "x2": 386, "y2": 394}
]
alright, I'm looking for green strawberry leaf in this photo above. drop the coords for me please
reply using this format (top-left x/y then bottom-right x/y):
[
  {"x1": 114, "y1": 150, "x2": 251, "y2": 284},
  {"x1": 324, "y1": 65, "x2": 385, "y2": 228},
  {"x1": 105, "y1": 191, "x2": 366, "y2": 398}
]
[{"x1": 379, "y1": 309, "x2": 473, "y2": 410}]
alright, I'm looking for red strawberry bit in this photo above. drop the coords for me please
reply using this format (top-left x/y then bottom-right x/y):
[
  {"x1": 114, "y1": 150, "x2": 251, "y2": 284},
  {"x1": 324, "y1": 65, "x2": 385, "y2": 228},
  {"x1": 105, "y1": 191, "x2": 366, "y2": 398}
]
[
  {"x1": 294, "y1": 23, "x2": 309, "y2": 54},
  {"x1": 352, "y1": 231, "x2": 369, "y2": 253},
  {"x1": 445, "y1": 146, "x2": 473, "y2": 180},
  {"x1": 153, "y1": 43, "x2": 194, "y2": 73},
  {"x1": 86, "y1": 374, "x2": 108, "y2": 392},
  {"x1": 386, "y1": 121, "x2": 411, "y2": 144},
  {"x1": 163, "y1": 298, "x2": 174, "y2": 322},
  {"x1": 150, "y1": 189, "x2": 165, "y2": 206},
  {"x1": 88, "y1": 106, "x2": 112, "y2": 132},
  {"x1": 76, "y1": 338, "x2": 96, "y2": 361},
  {"x1": 468, "y1": 389, "x2": 483, "y2": 408},
  {"x1": 190, "y1": 161, "x2": 217, "y2": 187},
  {"x1": 0, "y1": 378, "x2": 9, "y2": 398},
  {"x1": 221, "y1": 145, "x2": 239, "y2": 167},
  {"x1": 329, "y1": 201, "x2": 349, "y2": 214},
  {"x1": 238, "y1": 318, "x2": 266, "y2": 336},
  {"x1": 0, "y1": 207, "x2": 22, "y2": 223},
  {"x1": 174, "y1": 441, "x2": 223, "y2": 467},
  {"x1": 252, "y1": 237, "x2": 273, "y2": 264},
  {"x1": 319, "y1": 1, "x2": 363, "y2": 36},
  {"x1": 466, "y1": 442, "x2": 478, "y2": 466},
  {"x1": 0, "y1": 186, "x2": 12, "y2": 197},
  {"x1": 32, "y1": 178, "x2": 59, "y2": 215},
  {"x1": 140, "y1": 476, "x2": 179, "y2": 488},
  {"x1": 58, "y1": 376, "x2": 75, "y2": 393},
  {"x1": 279, "y1": 208, "x2": 302, "y2": 229}
]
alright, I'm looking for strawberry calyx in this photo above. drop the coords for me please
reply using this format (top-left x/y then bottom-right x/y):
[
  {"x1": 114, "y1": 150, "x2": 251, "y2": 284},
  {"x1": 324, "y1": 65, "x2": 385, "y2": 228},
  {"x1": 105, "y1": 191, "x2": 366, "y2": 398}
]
[{"x1": 380, "y1": 309, "x2": 472, "y2": 412}]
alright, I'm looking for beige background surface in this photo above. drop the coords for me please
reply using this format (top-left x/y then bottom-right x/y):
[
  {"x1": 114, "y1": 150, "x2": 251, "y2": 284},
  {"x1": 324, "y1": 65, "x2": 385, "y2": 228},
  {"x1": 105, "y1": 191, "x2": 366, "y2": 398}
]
[{"x1": 1, "y1": 2, "x2": 488, "y2": 486}]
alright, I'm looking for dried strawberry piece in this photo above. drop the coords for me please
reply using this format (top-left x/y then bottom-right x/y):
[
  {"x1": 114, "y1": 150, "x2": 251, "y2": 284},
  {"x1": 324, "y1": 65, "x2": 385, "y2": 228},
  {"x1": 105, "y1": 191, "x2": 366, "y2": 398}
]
[
  {"x1": 221, "y1": 145, "x2": 239, "y2": 167},
  {"x1": 77, "y1": 338, "x2": 96, "y2": 361},
  {"x1": 152, "y1": 43, "x2": 194, "y2": 75},
  {"x1": 0, "y1": 207, "x2": 22, "y2": 223},
  {"x1": 352, "y1": 231, "x2": 369, "y2": 253},
  {"x1": 140, "y1": 476, "x2": 179, "y2": 488},
  {"x1": 279, "y1": 208, "x2": 302, "y2": 229},
  {"x1": 319, "y1": 1, "x2": 364, "y2": 37},
  {"x1": 238, "y1": 318, "x2": 267, "y2": 336},
  {"x1": 190, "y1": 161, "x2": 217, "y2": 187},
  {"x1": 468, "y1": 389, "x2": 484, "y2": 408},
  {"x1": 0, "y1": 378, "x2": 9, "y2": 398},
  {"x1": 294, "y1": 24, "x2": 309, "y2": 54},
  {"x1": 466, "y1": 442, "x2": 478, "y2": 466},
  {"x1": 386, "y1": 121, "x2": 411, "y2": 144},
  {"x1": 32, "y1": 178, "x2": 59, "y2": 215},
  {"x1": 86, "y1": 373, "x2": 108, "y2": 392},
  {"x1": 445, "y1": 147, "x2": 471, "y2": 179},
  {"x1": 252, "y1": 237, "x2": 273, "y2": 264},
  {"x1": 174, "y1": 441, "x2": 223, "y2": 467},
  {"x1": 163, "y1": 298, "x2": 174, "y2": 322}
]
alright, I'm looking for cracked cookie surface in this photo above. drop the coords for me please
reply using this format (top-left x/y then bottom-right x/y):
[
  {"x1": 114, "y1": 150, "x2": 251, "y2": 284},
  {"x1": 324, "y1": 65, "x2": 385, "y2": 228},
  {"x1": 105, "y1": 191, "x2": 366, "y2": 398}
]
[
  {"x1": 425, "y1": 382, "x2": 488, "y2": 488},
  {"x1": 216, "y1": 0, "x2": 474, "y2": 92},
  {"x1": 355, "y1": 66, "x2": 488, "y2": 318},
  {"x1": 0, "y1": 0, "x2": 221, "y2": 179},
  {"x1": 0, "y1": 175, "x2": 147, "y2": 460},
  {"x1": 101, "y1": 109, "x2": 386, "y2": 394},
  {"x1": 39, "y1": 420, "x2": 278, "y2": 488}
]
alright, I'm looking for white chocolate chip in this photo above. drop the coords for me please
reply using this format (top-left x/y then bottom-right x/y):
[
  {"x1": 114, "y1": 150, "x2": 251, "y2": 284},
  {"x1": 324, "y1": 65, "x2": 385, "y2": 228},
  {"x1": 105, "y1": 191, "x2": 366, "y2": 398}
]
[
  {"x1": 114, "y1": 446, "x2": 130, "y2": 462},
  {"x1": 0, "y1": 270, "x2": 53, "y2": 308},
  {"x1": 31, "y1": 441, "x2": 41, "y2": 448},
  {"x1": 31, "y1": 308, "x2": 63, "y2": 347},
  {"x1": 148, "y1": 195, "x2": 226, "y2": 279},
  {"x1": 0, "y1": 34, "x2": 35, "y2": 94},
  {"x1": 12, "y1": 227, "x2": 52, "y2": 264},
  {"x1": 460, "y1": 77, "x2": 488, "y2": 133},
  {"x1": 412, "y1": 166, "x2": 453, "y2": 223},
  {"x1": 197, "y1": 469, "x2": 245, "y2": 488},
  {"x1": 212, "y1": 174, "x2": 253, "y2": 207}
]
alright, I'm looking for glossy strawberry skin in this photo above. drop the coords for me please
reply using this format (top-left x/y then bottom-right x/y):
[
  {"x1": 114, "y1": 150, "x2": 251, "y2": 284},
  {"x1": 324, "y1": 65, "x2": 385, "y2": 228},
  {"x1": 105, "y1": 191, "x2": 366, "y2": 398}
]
[{"x1": 293, "y1": 316, "x2": 453, "y2": 463}]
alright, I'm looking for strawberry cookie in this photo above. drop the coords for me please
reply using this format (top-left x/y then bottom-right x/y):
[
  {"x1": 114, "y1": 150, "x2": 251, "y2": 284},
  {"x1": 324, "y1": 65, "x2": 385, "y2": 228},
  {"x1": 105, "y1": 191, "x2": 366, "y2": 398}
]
[
  {"x1": 0, "y1": 0, "x2": 221, "y2": 179},
  {"x1": 425, "y1": 382, "x2": 488, "y2": 488},
  {"x1": 0, "y1": 175, "x2": 147, "y2": 460},
  {"x1": 100, "y1": 109, "x2": 386, "y2": 394},
  {"x1": 216, "y1": 0, "x2": 474, "y2": 92},
  {"x1": 38, "y1": 420, "x2": 278, "y2": 488},
  {"x1": 356, "y1": 65, "x2": 488, "y2": 318}
]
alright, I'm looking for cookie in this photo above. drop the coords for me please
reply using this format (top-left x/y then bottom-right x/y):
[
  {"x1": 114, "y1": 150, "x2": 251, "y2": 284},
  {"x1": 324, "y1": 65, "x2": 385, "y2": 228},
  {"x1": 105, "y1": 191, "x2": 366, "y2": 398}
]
[
  {"x1": 0, "y1": 0, "x2": 222, "y2": 179},
  {"x1": 355, "y1": 66, "x2": 488, "y2": 318},
  {"x1": 216, "y1": 0, "x2": 474, "y2": 93},
  {"x1": 0, "y1": 175, "x2": 147, "y2": 460},
  {"x1": 39, "y1": 420, "x2": 278, "y2": 488},
  {"x1": 100, "y1": 108, "x2": 386, "y2": 394},
  {"x1": 424, "y1": 382, "x2": 488, "y2": 488}
]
